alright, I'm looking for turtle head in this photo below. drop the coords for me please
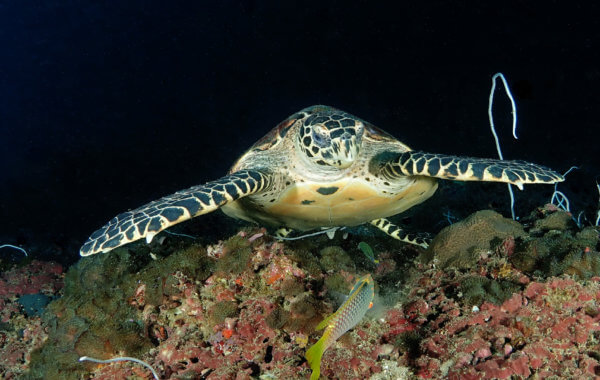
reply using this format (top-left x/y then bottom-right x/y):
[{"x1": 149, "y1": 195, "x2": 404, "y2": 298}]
[{"x1": 297, "y1": 108, "x2": 364, "y2": 169}]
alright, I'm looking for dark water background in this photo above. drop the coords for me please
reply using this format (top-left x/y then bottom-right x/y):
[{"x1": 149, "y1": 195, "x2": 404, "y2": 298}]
[{"x1": 1, "y1": 1, "x2": 598, "y2": 265}]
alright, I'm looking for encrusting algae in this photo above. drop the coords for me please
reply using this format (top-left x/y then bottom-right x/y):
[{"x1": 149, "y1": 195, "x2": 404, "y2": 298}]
[{"x1": 305, "y1": 274, "x2": 375, "y2": 380}]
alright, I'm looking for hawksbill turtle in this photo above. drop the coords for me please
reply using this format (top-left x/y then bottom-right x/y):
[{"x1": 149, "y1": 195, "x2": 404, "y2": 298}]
[{"x1": 80, "y1": 105, "x2": 563, "y2": 256}]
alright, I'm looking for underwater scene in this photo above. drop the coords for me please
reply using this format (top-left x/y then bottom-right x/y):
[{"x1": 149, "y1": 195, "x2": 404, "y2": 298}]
[{"x1": 1, "y1": 2, "x2": 600, "y2": 380}]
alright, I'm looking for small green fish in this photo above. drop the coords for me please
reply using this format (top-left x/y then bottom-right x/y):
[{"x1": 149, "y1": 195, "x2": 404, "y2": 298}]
[
  {"x1": 305, "y1": 274, "x2": 375, "y2": 380},
  {"x1": 358, "y1": 241, "x2": 379, "y2": 264}
]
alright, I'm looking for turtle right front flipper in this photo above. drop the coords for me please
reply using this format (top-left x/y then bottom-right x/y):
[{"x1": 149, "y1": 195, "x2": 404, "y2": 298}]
[{"x1": 80, "y1": 169, "x2": 272, "y2": 256}]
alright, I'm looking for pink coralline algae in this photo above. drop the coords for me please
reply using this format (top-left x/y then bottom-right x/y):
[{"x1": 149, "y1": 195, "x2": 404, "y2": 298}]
[
  {"x1": 0, "y1": 260, "x2": 63, "y2": 298},
  {"x1": 383, "y1": 263, "x2": 600, "y2": 379}
]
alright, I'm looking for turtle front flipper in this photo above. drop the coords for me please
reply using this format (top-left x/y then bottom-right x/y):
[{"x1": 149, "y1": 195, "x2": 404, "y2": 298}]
[
  {"x1": 378, "y1": 151, "x2": 563, "y2": 189},
  {"x1": 80, "y1": 169, "x2": 272, "y2": 256}
]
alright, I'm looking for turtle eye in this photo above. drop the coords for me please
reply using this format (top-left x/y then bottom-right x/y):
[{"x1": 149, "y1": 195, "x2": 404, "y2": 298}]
[{"x1": 311, "y1": 127, "x2": 330, "y2": 147}]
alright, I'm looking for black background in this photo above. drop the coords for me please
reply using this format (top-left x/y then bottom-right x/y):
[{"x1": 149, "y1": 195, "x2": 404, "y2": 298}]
[{"x1": 1, "y1": 1, "x2": 598, "y2": 263}]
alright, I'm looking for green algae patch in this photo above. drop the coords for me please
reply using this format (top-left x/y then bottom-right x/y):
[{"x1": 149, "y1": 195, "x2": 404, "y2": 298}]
[
  {"x1": 324, "y1": 272, "x2": 352, "y2": 294},
  {"x1": 319, "y1": 246, "x2": 355, "y2": 272},
  {"x1": 459, "y1": 276, "x2": 521, "y2": 306},
  {"x1": 215, "y1": 234, "x2": 253, "y2": 274},
  {"x1": 208, "y1": 300, "x2": 240, "y2": 325}
]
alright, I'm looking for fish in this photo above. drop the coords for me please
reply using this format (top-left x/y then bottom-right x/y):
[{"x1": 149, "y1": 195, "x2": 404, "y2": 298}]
[
  {"x1": 305, "y1": 274, "x2": 375, "y2": 380},
  {"x1": 358, "y1": 241, "x2": 379, "y2": 264}
]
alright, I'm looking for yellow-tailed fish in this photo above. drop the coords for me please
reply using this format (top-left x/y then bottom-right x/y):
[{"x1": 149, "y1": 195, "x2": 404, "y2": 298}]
[{"x1": 305, "y1": 274, "x2": 375, "y2": 380}]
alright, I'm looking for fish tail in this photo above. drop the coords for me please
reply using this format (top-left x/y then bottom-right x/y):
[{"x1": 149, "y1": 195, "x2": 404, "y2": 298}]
[{"x1": 305, "y1": 337, "x2": 325, "y2": 380}]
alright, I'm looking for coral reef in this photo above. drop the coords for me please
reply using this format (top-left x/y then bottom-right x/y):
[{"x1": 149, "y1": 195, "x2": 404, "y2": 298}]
[
  {"x1": 3, "y1": 204, "x2": 599, "y2": 379},
  {"x1": 384, "y1": 266, "x2": 600, "y2": 379}
]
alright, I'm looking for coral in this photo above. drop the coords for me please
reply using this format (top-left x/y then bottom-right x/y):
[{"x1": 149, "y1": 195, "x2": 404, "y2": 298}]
[
  {"x1": 533, "y1": 208, "x2": 577, "y2": 231},
  {"x1": 511, "y1": 209, "x2": 600, "y2": 279},
  {"x1": 424, "y1": 210, "x2": 526, "y2": 270},
  {"x1": 17, "y1": 207, "x2": 600, "y2": 379}
]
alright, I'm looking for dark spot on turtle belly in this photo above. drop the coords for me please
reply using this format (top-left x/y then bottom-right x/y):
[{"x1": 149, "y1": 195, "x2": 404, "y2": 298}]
[
  {"x1": 301, "y1": 199, "x2": 315, "y2": 205},
  {"x1": 316, "y1": 186, "x2": 339, "y2": 195}
]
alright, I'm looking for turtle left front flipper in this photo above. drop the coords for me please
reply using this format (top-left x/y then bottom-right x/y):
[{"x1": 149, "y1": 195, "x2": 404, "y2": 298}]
[
  {"x1": 377, "y1": 151, "x2": 564, "y2": 189},
  {"x1": 80, "y1": 169, "x2": 272, "y2": 256}
]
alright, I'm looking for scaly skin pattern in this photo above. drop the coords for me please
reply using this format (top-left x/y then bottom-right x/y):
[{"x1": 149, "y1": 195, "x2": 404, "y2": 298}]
[
  {"x1": 80, "y1": 105, "x2": 563, "y2": 256},
  {"x1": 305, "y1": 274, "x2": 375, "y2": 380}
]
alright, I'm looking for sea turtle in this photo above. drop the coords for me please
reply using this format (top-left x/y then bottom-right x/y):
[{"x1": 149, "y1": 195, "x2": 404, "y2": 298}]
[{"x1": 80, "y1": 105, "x2": 563, "y2": 256}]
